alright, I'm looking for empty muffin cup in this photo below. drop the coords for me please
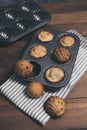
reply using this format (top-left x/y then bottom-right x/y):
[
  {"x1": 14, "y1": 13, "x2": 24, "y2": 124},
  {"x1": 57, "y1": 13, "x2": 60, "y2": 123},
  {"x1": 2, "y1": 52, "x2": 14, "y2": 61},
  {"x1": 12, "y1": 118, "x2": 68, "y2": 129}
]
[
  {"x1": 15, "y1": 18, "x2": 33, "y2": 30},
  {"x1": 32, "y1": 11, "x2": 49, "y2": 22},
  {"x1": 20, "y1": 1, "x2": 39, "y2": 12},
  {"x1": 28, "y1": 61, "x2": 41, "y2": 78},
  {"x1": 0, "y1": 27, "x2": 14, "y2": 39},
  {"x1": 20, "y1": 2, "x2": 31, "y2": 12},
  {"x1": 4, "y1": 9, "x2": 20, "y2": 20}
]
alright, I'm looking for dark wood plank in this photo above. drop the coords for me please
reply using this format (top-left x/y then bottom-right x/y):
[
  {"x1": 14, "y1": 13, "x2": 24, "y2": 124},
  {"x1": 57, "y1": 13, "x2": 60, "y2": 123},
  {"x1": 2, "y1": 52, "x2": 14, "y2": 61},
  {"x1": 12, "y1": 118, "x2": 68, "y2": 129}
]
[
  {"x1": 47, "y1": 22, "x2": 87, "y2": 36},
  {"x1": 0, "y1": 95, "x2": 87, "y2": 130},
  {"x1": 0, "y1": 34, "x2": 33, "y2": 84},
  {"x1": 47, "y1": 98, "x2": 87, "y2": 130},
  {"x1": 42, "y1": 0, "x2": 87, "y2": 13},
  {"x1": 67, "y1": 73, "x2": 87, "y2": 99},
  {"x1": 49, "y1": 11, "x2": 87, "y2": 25}
]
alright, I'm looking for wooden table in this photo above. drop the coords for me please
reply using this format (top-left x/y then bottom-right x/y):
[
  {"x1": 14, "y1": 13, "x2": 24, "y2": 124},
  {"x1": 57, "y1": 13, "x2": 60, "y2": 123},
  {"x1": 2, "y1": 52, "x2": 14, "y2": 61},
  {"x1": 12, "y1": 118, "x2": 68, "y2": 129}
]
[{"x1": 0, "y1": 0, "x2": 87, "y2": 130}]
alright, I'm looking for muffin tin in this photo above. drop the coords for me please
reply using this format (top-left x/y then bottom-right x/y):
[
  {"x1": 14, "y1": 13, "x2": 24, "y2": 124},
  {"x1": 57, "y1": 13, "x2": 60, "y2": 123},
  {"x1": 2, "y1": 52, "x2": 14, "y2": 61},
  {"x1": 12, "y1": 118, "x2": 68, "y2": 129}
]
[
  {"x1": 0, "y1": 1, "x2": 51, "y2": 46},
  {"x1": 21, "y1": 28, "x2": 80, "y2": 90}
]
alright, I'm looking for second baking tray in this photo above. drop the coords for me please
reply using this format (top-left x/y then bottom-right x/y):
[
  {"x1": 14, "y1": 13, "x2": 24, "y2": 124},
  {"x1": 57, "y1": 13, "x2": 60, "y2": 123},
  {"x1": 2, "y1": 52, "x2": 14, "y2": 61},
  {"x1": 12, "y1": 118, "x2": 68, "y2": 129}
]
[{"x1": 0, "y1": 0, "x2": 51, "y2": 46}]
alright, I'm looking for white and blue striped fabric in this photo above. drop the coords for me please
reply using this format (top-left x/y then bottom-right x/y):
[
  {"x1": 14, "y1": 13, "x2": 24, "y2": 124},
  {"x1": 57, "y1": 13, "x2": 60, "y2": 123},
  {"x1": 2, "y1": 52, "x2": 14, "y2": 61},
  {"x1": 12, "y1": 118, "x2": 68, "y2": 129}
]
[{"x1": 0, "y1": 30, "x2": 87, "y2": 126}]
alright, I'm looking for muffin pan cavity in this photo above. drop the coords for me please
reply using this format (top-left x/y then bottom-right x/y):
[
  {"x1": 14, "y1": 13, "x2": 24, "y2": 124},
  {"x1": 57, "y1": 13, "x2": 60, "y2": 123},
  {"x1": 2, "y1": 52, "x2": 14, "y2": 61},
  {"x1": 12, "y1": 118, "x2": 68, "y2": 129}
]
[
  {"x1": 20, "y1": 28, "x2": 80, "y2": 90},
  {"x1": 32, "y1": 10, "x2": 49, "y2": 22},
  {"x1": 0, "y1": 0, "x2": 51, "y2": 46},
  {"x1": 24, "y1": 61, "x2": 41, "y2": 79},
  {"x1": 20, "y1": 1, "x2": 40, "y2": 13},
  {"x1": 20, "y1": 2, "x2": 31, "y2": 12},
  {"x1": 4, "y1": 9, "x2": 20, "y2": 20},
  {"x1": 0, "y1": 27, "x2": 14, "y2": 40},
  {"x1": 15, "y1": 18, "x2": 32, "y2": 31},
  {"x1": 32, "y1": 13, "x2": 42, "y2": 22}
]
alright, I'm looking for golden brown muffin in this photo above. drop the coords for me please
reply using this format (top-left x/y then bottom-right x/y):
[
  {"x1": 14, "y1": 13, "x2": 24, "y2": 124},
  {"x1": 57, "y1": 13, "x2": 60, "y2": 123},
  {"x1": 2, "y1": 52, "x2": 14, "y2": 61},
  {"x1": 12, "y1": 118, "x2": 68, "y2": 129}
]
[
  {"x1": 44, "y1": 96, "x2": 67, "y2": 118},
  {"x1": 53, "y1": 47, "x2": 71, "y2": 63},
  {"x1": 15, "y1": 59, "x2": 33, "y2": 78},
  {"x1": 45, "y1": 66, "x2": 64, "y2": 83},
  {"x1": 60, "y1": 35, "x2": 75, "y2": 47},
  {"x1": 27, "y1": 81, "x2": 44, "y2": 99},
  {"x1": 38, "y1": 31, "x2": 54, "y2": 42},
  {"x1": 30, "y1": 45, "x2": 47, "y2": 58}
]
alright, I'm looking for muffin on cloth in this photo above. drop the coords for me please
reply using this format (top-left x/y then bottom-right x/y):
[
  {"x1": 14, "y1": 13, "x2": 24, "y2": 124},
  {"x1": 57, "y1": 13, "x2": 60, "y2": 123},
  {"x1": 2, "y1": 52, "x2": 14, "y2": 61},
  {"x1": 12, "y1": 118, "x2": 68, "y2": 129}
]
[
  {"x1": 44, "y1": 96, "x2": 67, "y2": 118},
  {"x1": 38, "y1": 31, "x2": 54, "y2": 42},
  {"x1": 27, "y1": 81, "x2": 44, "y2": 99},
  {"x1": 60, "y1": 35, "x2": 75, "y2": 47},
  {"x1": 15, "y1": 59, "x2": 33, "y2": 78},
  {"x1": 45, "y1": 66, "x2": 65, "y2": 83},
  {"x1": 52, "y1": 47, "x2": 71, "y2": 63},
  {"x1": 30, "y1": 45, "x2": 47, "y2": 58}
]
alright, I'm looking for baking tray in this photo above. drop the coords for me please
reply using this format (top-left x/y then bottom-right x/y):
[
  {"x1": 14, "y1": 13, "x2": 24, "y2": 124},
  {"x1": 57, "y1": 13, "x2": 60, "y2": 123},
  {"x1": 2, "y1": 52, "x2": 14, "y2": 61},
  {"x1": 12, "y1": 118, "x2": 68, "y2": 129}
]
[
  {"x1": 0, "y1": 0, "x2": 51, "y2": 46},
  {"x1": 20, "y1": 28, "x2": 80, "y2": 90}
]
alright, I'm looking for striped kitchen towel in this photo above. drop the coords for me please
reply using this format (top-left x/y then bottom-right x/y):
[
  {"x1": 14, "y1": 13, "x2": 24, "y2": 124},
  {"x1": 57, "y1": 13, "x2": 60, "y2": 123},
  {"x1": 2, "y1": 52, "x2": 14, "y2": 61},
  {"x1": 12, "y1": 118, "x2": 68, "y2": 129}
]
[{"x1": 0, "y1": 30, "x2": 87, "y2": 126}]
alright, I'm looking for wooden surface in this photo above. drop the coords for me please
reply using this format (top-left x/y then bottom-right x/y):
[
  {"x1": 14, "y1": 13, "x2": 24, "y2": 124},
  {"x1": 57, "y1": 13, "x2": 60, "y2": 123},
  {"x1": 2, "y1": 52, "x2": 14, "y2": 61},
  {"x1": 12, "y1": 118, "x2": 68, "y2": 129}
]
[{"x1": 0, "y1": 0, "x2": 87, "y2": 130}]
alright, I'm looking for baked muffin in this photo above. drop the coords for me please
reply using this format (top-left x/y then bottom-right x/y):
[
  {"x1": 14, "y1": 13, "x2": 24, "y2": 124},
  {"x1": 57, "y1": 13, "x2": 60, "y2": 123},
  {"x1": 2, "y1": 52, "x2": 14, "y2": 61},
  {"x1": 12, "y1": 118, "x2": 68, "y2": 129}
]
[
  {"x1": 27, "y1": 81, "x2": 44, "y2": 99},
  {"x1": 30, "y1": 45, "x2": 47, "y2": 58},
  {"x1": 53, "y1": 47, "x2": 71, "y2": 63},
  {"x1": 38, "y1": 31, "x2": 54, "y2": 42},
  {"x1": 44, "y1": 96, "x2": 67, "y2": 118},
  {"x1": 15, "y1": 59, "x2": 33, "y2": 78},
  {"x1": 45, "y1": 66, "x2": 64, "y2": 83},
  {"x1": 60, "y1": 35, "x2": 75, "y2": 47}
]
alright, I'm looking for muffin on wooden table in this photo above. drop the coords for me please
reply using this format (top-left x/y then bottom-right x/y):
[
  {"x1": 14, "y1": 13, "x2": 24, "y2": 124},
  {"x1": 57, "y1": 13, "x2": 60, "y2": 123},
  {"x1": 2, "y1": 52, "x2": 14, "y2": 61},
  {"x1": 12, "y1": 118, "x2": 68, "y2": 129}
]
[{"x1": 44, "y1": 96, "x2": 67, "y2": 118}]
